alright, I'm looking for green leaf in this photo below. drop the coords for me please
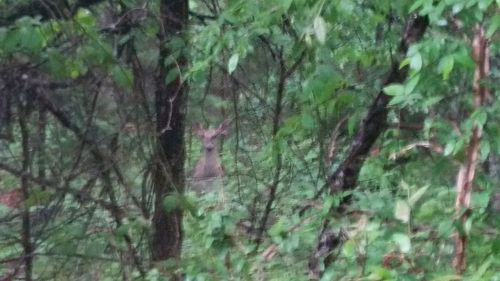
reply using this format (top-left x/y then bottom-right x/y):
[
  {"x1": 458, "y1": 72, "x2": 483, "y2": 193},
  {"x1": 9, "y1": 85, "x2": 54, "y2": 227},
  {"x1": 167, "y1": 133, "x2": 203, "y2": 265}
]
[
  {"x1": 438, "y1": 55, "x2": 454, "y2": 80},
  {"x1": 347, "y1": 114, "x2": 358, "y2": 136},
  {"x1": 321, "y1": 269, "x2": 336, "y2": 281},
  {"x1": 423, "y1": 96, "x2": 444, "y2": 107},
  {"x1": 146, "y1": 269, "x2": 161, "y2": 281},
  {"x1": 410, "y1": 52, "x2": 422, "y2": 71},
  {"x1": 409, "y1": 185, "x2": 429, "y2": 207},
  {"x1": 163, "y1": 194, "x2": 181, "y2": 213},
  {"x1": 323, "y1": 195, "x2": 339, "y2": 214},
  {"x1": 452, "y1": 138, "x2": 465, "y2": 156},
  {"x1": 472, "y1": 257, "x2": 492, "y2": 281},
  {"x1": 367, "y1": 266, "x2": 392, "y2": 280},
  {"x1": 84, "y1": 240, "x2": 106, "y2": 256},
  {"x1": 388, "y1": 94, "x2": 407, "y2": 106},
  {"x1": 112, "y1": 66, "x2": 133, "y2": 88},
  {"x1": 180, "y1": 194, "x2": 199, "y2": 218},
  {"x1": 227, "y1": 53, "x2": 239, "y2": 74},
  {"x1": 383, "y1": 84, "x2": 405, "y2": 96},
  {"x1": 116, "y1": 224, "x2": 129, "y2": 238},
  {"x1": 19, "y1": 25, "x2": 44, "y2": 52},
  {"x1": 472, "y1": 109, "x2": 488, "y2": 127},
  {"x1": 166, "y1": 36, "x2": 186, "y2": 51},
  {"x1": 342, "y1": 240, "x2": 356, "y2": 258},
  {"x1": 301, "y1": 113, "x2": 315, "y2": 129},
  {"x1": 486, "y1": 15, "x2": 500, "y2": 38},
  {"x1": 464, "y1": 217, "x2": 472, "y2": 235},
  {"x1": 279, "y1": 0, "x2": 293, "y2": 11},
  {"x1": 269, "y1": 219, "x2": 287, "y2": 240},
  {"x1": 405, "y1": 74, "x2": 420, "y2": 94},
  {"x1": 53, "y1": 240, "x2": 78, "y2": 255},
  {"x1": 75, "y1": 8, "x2": 96, "y2": 27},
  {"x1": 454, "y1": 48, "x2": 475, "y2": 69},
  {"x1": 26, "y1": 189, "x2": 51, "y2": 206},
  {"x1": 452, "y1": 2, "x2": 465, "y2": 14},
  {"x1": 409, "y1": 0, "x2": 426, "y2": 12},
  {"x1": 399, "y1": 57, "x2": 410, "y2": 69},
  {"x1": 46, "y1": 49, "x2": 66, "y2": 78},
  {"x1": 1, "y1": 29, "x2": 19, "y2": 53},
  {"x1": 492, "y1": 238, "x2": 500, "y2": 254},
  {"x1": 444, "y1": 141, "x2": 455, "y2": 156},
  {"x1": 165, "y1": 68, "x2": 179, "y2": 85},
  {"x1": 392, "y1": 233, "x2": 411, "y2": 253},
  {"x1": 480, "y1": 140, "x2": 491, "y2": 160},
  {"x1": 478, "y1": 0, "x2": 494, "y2": 10},
  {"x1": 473, "y1": 192, "x2": 491, "y2": 209},
  {"x1": 416, "y1": 200, "x2": 438, "y2": 219},
  {"x1": 400, "y1": 180, "x2": 410, "y2": 191},
  {"x1": 313, "y1": 16, "x2": 327, "y2": 44},
  {"x1": 431, "y1": 275, "x2": 462, "y2": 281},
  {"x1": 395, "y1": 200, "x2": 410, "y2": 223},
  {"x1": 466, "y1": 0, "x2": 480, "y2": 7}
]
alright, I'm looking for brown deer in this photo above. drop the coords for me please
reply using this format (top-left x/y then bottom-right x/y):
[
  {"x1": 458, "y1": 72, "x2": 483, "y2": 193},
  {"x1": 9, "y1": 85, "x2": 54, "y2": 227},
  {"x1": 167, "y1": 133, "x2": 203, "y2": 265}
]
[{"x1": 191, "y1": 120, "x2": 230, "y2": 198}]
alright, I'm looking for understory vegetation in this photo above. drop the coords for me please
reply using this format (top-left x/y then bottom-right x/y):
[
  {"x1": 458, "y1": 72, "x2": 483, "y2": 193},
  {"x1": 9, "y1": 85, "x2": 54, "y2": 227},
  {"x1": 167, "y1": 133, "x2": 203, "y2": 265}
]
[{"x1": 0, "y1": 0, "x2": 499, "y2": 280}]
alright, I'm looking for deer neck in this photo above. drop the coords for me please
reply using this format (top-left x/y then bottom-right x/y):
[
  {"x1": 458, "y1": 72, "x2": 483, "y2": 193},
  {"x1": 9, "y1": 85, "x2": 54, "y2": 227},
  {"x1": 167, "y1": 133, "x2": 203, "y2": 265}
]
[{"x1": 198, "y1": 149, "x2": 222, "y2": 178}]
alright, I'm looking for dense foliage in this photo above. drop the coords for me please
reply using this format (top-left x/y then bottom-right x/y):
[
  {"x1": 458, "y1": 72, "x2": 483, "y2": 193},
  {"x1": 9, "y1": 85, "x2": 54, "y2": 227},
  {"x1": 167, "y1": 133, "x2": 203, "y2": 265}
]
[{"x1": 0, "y1": 0, "x2": 499, "y2": 280}]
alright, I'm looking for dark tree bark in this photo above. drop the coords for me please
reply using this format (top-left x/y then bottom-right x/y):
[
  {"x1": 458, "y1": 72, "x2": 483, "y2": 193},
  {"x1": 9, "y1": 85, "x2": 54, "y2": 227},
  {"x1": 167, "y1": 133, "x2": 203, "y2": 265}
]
[
  {"x1": 150, "y1": 0, "x2": 188, "y2": 273},
  {"x1": 19, "y1": 105, "x2": 33, "y2": 281},
  {"x1": 37, "y1": 107, "x2": 47, "y2": 190},
  {"x1": 0, "y1": 90, "x2": 12, "y2": 140}
]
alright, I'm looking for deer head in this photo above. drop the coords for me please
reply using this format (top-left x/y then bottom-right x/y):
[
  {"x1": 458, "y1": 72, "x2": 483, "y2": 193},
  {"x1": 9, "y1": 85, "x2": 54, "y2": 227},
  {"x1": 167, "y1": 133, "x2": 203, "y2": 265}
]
[{"x1": 192, "y1": 120, "x2": 230, "y2": 180}]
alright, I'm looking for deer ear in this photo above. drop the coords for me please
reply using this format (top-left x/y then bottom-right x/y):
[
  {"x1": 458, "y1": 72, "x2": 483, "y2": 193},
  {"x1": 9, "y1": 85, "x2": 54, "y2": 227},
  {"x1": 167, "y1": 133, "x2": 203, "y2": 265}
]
[{"x1": 217, "y1": 119, "x2": 231, "y2": 136}]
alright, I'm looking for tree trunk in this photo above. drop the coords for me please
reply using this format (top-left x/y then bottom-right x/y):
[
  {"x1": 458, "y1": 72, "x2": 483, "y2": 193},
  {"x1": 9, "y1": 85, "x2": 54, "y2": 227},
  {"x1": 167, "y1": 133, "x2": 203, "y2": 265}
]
[
  {"x1": 308, "y1": 15, "x2": 429, "y2": 280},
  {"x1": 19, "y1": 106, "x2": 33, "y2": 281},
  {"x1": 150, "y1": 0, "x2": 188, "y2": 275},
  {"x1": 452, "y1": 24, "x2": 490, "y2": 274}
]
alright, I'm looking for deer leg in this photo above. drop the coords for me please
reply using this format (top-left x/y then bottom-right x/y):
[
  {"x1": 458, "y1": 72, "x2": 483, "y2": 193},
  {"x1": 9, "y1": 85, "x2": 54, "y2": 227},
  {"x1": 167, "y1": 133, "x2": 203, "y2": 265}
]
[
  {"x1": 220, "y1": 187, "x2": 225, "y2": 205},
  {"x1": 216, "y1": 177, "x2": 225, "y2": 206}
]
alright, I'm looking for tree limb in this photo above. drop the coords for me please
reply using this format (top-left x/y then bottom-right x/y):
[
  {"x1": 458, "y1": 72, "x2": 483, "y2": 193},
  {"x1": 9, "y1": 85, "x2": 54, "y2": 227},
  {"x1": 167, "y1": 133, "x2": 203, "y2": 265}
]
[{"x1": 308, "y1": 15, "x2": 429, "y2": 280}]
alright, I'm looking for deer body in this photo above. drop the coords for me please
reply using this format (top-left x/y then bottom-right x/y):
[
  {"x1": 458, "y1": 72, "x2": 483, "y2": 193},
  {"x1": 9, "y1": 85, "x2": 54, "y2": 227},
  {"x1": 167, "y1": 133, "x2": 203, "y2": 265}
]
[
  {"x1": 193, "y1": 149, "x2": 224, "y2": 180},
  {"x1": 191, "y1": 120, "x2": 229, "y2": 197}
]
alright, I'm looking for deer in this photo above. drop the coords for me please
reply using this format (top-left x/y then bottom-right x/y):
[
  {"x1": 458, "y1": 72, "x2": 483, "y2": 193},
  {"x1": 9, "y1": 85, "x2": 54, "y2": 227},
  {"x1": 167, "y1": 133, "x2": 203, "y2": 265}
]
[{"x1": 191, "y1": 120, "x2": 230, "y2": 200}]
